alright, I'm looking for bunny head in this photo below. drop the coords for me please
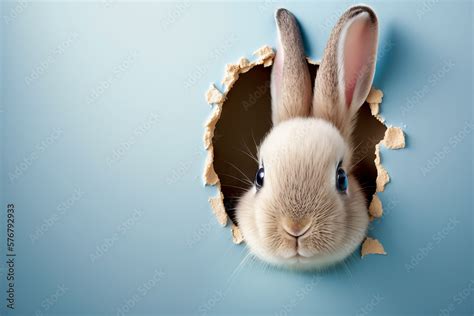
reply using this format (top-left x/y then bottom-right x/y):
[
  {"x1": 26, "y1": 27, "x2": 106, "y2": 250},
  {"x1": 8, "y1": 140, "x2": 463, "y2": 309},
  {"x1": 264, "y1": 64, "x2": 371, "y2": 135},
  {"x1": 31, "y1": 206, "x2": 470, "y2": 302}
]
[{"x1": 235, "y1": 6, "x2": 378, "y2": 269}]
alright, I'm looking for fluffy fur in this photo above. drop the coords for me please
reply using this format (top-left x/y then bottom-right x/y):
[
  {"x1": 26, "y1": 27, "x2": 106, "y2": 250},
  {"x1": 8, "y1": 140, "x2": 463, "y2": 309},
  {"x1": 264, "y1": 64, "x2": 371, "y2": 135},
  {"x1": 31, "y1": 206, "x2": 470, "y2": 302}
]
[{"x1": 235, "y1": 6, "x2": 378, "y2": 270}]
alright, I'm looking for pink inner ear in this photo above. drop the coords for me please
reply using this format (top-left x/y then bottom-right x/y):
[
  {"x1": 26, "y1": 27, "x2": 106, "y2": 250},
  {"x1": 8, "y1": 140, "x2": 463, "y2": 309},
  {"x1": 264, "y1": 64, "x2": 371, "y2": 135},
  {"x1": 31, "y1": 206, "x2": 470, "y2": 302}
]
[{"x1": 344, "y1": 18, "x2": 371, "y2": 108}]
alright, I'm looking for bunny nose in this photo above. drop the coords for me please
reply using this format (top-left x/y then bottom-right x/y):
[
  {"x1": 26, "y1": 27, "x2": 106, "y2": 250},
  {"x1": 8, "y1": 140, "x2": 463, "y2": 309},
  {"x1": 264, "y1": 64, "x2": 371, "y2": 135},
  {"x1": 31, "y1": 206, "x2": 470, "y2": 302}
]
[{"x1": 282, "y1": 219, "x2": 311, "y2": 238}]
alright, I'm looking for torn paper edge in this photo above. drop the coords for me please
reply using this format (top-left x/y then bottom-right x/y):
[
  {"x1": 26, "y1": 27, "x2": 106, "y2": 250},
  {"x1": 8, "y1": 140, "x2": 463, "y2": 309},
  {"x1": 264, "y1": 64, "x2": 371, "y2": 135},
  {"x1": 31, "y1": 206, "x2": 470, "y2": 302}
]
[
  {"x1": 208, "y1": 184, "x2": 228, "y2": 227},
  {"x1": 366, "y1": 88, "x2": 385, "y2": 123},
  {"x1": 368, "y1": 193, "x2": 383, "y2": 219},
  {"x1": 361, "y1": 237, "x2": 387, "y2": 257},
  {"x1": 382, "y1": 126, "x2": 405, "y2": 149},
  {"x1": 203, "y1": 45, "x2": 275, "y2": 231},
  {"x1": 231, "y1": 224, "x2": 244, "y2": 244},
  {"x1": 363, "y1": 87, "x2": 406, "y2": 257},
  {"x1": 203, "y1": 47, "x2": 405, "y2": 254}
]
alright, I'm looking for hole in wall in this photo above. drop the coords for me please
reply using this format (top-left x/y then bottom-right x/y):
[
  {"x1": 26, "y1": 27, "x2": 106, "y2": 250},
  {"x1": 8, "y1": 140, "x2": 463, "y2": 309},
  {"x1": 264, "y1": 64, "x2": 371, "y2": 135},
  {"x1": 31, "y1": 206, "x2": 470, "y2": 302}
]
[
  {"x1": 212, "y1": 62, "x2": 387, "y2": 225},
  {"x1": 351, "y1": 102, "x2": 387, "y2": 204},
  {"x1": 213, "y1": 65, "x2": 272, "y2": 224}
]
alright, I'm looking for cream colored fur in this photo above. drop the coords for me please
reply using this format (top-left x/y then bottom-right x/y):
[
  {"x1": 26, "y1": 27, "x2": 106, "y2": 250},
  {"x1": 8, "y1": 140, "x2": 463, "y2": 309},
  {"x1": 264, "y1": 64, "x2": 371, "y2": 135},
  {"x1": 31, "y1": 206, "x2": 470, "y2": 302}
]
[{"x1": 236, "y1": 6, "x2": 378, "y2": 270}]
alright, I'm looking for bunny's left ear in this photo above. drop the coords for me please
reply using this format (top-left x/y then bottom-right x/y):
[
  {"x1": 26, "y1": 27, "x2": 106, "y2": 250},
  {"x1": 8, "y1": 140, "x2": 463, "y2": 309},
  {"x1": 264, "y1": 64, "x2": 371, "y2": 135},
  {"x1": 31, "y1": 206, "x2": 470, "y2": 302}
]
[
  {"x1": 313, "y1": 6, "x2": 378, "y2": 139},
  {"x1": 271, "y1": 9, "x2": 312, "y2": 125}
]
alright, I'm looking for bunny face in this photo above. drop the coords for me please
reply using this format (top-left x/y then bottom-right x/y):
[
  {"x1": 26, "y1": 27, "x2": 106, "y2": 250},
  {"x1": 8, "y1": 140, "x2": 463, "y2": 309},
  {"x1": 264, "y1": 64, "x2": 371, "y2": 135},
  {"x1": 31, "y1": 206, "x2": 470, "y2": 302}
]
[
  {"x1": 235, "y1": 6, "x2": 378, "y2": 269},
  {"x1": 237, "y1": 118, "x2": 369, "y2": 269}
]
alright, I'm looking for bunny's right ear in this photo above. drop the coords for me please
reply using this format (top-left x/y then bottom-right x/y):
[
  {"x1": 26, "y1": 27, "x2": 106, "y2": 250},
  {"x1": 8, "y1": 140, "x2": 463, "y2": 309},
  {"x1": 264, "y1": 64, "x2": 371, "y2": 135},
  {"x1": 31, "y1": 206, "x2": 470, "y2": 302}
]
[
  {"x1": 271, "y1": 9, "x2": 312, "y2": 125},
  {"x1": 313, "y1": 6, "x2": 378, "y2": 140}
]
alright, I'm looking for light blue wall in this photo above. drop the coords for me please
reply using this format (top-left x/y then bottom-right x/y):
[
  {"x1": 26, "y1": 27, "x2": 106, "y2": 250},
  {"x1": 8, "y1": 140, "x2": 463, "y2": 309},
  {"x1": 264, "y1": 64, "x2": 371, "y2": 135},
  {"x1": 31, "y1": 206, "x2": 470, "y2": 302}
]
[{"x1": 0, "y1": 1, "x2": 472, "y2": 315}]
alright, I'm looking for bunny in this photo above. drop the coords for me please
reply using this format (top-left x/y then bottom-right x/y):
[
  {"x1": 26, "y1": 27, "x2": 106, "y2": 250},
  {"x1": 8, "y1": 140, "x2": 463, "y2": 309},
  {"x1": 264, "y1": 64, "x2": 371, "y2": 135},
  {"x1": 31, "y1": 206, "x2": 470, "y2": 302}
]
[{"x1": 236, "y1": 6, "x2": 379, "y2": 269}]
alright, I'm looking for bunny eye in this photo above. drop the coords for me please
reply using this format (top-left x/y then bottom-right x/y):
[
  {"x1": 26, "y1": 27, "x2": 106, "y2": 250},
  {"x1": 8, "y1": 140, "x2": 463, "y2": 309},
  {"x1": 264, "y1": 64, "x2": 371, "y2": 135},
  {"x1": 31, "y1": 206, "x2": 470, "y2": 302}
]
[
  {"x1": 255, "y1": 167, "x2": 265, "y2": 190},
  {"x1": 336, "y1": 163, "x2": 348, "y2": 193}
]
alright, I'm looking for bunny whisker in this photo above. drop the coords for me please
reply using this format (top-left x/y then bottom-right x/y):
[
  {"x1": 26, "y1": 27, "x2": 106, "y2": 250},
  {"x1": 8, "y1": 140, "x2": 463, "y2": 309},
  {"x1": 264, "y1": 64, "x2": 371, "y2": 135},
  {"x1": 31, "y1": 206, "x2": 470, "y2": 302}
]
[
  {"x1": 225, "y1": 161, "x2": 253, "y2": 184},
  {"x1": 220, "y1": 172, "x2": 254, "y2": 187}
]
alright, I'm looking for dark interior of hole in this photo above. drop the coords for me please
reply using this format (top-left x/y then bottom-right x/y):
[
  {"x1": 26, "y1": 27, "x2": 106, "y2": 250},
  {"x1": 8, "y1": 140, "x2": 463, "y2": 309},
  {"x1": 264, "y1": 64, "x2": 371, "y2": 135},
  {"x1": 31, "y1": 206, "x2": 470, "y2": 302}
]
[{"x1": 213, "y1": 63, "x2": 387, "y2": 225}]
